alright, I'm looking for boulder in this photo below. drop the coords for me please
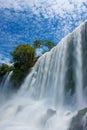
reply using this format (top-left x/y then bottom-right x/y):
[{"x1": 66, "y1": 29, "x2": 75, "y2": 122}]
[{"x1": 69, "y1": 108, "x2": 87, "y2": 130}]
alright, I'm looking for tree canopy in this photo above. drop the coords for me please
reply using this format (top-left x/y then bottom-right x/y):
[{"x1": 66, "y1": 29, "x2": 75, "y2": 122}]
[
  {"x1": 32, "y1": 40, "x2": 55, "y2": 54},
  {"x1": 0, "y1": 40, "x2": 56, "y2": 89},
  {"x1": 0, "y1": 64, "x2": 13, "y2": 76},
  {"x1": 11, "y1": 44, "x2": 35, "y2": 69},
  {"x1": 11, "y1": 44, "x2": 36, "y2": 88}
]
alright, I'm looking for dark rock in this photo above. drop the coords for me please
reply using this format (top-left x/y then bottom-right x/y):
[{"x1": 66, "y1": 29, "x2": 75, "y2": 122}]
[{"x1": 69, "y1": 108, "x2": 87, "y2": 130}]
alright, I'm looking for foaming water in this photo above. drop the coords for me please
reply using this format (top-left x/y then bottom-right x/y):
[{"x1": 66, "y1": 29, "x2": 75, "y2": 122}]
[
  {"x1": 0, "y1": 21, "x2": 87, "y2": 130},
  {"x1": 0, "y1": 97, "x2": 73, "y2": 130}
]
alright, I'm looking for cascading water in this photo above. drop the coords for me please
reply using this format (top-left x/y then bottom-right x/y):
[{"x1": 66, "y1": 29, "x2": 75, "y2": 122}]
[
  {"x1": 0, "y1": 71, "x2": 12, "y2": 92},
  {"x1": 0, "y1": 21, "x2": 87, "y2": 130},
  {"x1": 0, "y1": 71, "x2": 13, "y2": 103},
  {"x1": 74, "y1": 25, "x2": 84, "y2": 109}
]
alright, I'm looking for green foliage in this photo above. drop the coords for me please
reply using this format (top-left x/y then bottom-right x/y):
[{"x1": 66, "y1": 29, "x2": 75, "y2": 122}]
[
  {"x1": 0, "y1": 64, "x2": 13, "y2": 76},
  {"x1": 11, "y1": 44, "x2": 36, "y2": 88},
  {"x1": 33, "y1": 40, "x2": 42, "y2": 48},
  {"x1": 11, "y1": 68, "x2": 27, "y2": 88},
  {"x1": 11, "y1": 44, "x2": 35, "y2": 68},
  {"x1": 0, "y1": 40, "x2": 55, "y2": 89},
  {"x1": 45, "y1": 41, "x2": 56, "y2": 50},
  {"x1": 0, "y1": 64, "x2": 13, "y2": 85},
  {"x1": 32, "y1": 40, "x2": 55, "y2": 54}
]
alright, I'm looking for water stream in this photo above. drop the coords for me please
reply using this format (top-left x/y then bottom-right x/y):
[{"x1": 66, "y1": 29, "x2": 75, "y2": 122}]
[{"x1": 0, "y1": 21, "x2": 87, "y2": 130}]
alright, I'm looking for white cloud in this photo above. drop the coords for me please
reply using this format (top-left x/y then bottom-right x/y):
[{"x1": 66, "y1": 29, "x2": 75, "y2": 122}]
[
  {"x1": 0, "y1": 0, "x2": 20, "y2": 10},
  {"x1": 0, "y1": 0, "x2": 37, "y2": 10},
  {"x1": 0, "y1": 0, "x2": 86, "y2": 62},
  {"x1": 0, "y1": 0, "x2": 86, "y2": 16},
  {"x1": 0, "y1": 0, "x2": 86, "y2": 37}
]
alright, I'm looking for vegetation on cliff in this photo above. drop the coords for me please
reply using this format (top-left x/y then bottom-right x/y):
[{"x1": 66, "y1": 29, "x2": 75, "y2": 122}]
[
  {"x1": 0, "y1": 40, "x2": 55, "y2": 88},
  {"x1": 32, "y1": 40, "x2": 55, "y2": 54},
  {"x1": 11, "y1": 44, "x2": 36, "y2": 88}
]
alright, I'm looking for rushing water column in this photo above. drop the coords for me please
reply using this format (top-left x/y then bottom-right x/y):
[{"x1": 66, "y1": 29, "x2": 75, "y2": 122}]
[
  {"x1": 74, "y1": 24, "x2": 84, "y2": 108},
  {"x1": 0, "y1": 21, "x2": 87, "y2": 130},
  {"x1": 20, "y1": 21, "x2": 87, "y2": 108}
]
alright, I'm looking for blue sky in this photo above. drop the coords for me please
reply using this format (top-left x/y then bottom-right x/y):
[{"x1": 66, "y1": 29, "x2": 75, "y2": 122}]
[{"x1": 0, "y1": 0, "x2": 87, "y2": 64}]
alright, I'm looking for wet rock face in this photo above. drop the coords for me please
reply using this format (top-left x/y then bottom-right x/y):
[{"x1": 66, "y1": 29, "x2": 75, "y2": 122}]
[
  {"x1": 69, "y1": 108, "x2": 87, "y2": 130},
  {"x1": 82, "y1": 113, "x2": 87, "y2": 130}
]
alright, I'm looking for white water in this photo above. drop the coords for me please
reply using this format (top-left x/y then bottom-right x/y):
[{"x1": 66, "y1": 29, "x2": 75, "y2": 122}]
[
  {"x1": 74, "y1": 24, "x2": 84, "y2": 109},
  {"x1": 0, "y1": 71, "x2": 13, "y2": 103},
  {"x1": 0, "y1": 21, "x2": 87, "y2": 130},
  {"x1": 1, "y1": 71, "x2": 12, "y2": 92}
]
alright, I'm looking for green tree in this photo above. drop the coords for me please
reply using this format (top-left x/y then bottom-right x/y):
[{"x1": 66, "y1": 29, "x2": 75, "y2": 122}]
[
  {"x1": 32, "y1": 40, "x2": 55, "y2": 55},
  {"x1": 11, "y1": 44, "x2": 35, "y2": 69},
  {"x1": 0, "y1": 64, "x2": 13, "y2": 76},
  {"x1": 33, "y1": 40, "x2": 42, "y2": 48},
  {"x1": 11, "y1": 44, "x2": 36, "y2": 88},
  {"x1": 45, "y1": 41, "x2": 55, "y2": 50}
]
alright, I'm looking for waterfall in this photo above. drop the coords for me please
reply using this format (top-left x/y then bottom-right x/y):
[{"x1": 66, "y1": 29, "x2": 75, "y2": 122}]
[
  {"x1": 20, "y1": 41, "x2": 68, "y2": 107},
  {"x1": 0, "y1": 71, "x2": 13, "y2": 103},
  {"x1": 0, "y1": 73, "x2": 8, "y2": 89},
  {"x1": 2, "y1": 71, "x2": 12, "y2": 92},
  {"x1": 0, "y1": 21, "x2": 87, "y2": 130},
  {"x1": 20, "y1": 21, "x2": 87, "y2": 108},
  {"x1": 74, "y1": 24, "x2": 84, "y2": 108}
]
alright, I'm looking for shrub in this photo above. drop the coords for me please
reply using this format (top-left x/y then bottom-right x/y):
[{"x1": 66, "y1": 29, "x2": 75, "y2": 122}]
[{"x1": 11, "y1": 44, "x2": 36, "y2": 88}]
